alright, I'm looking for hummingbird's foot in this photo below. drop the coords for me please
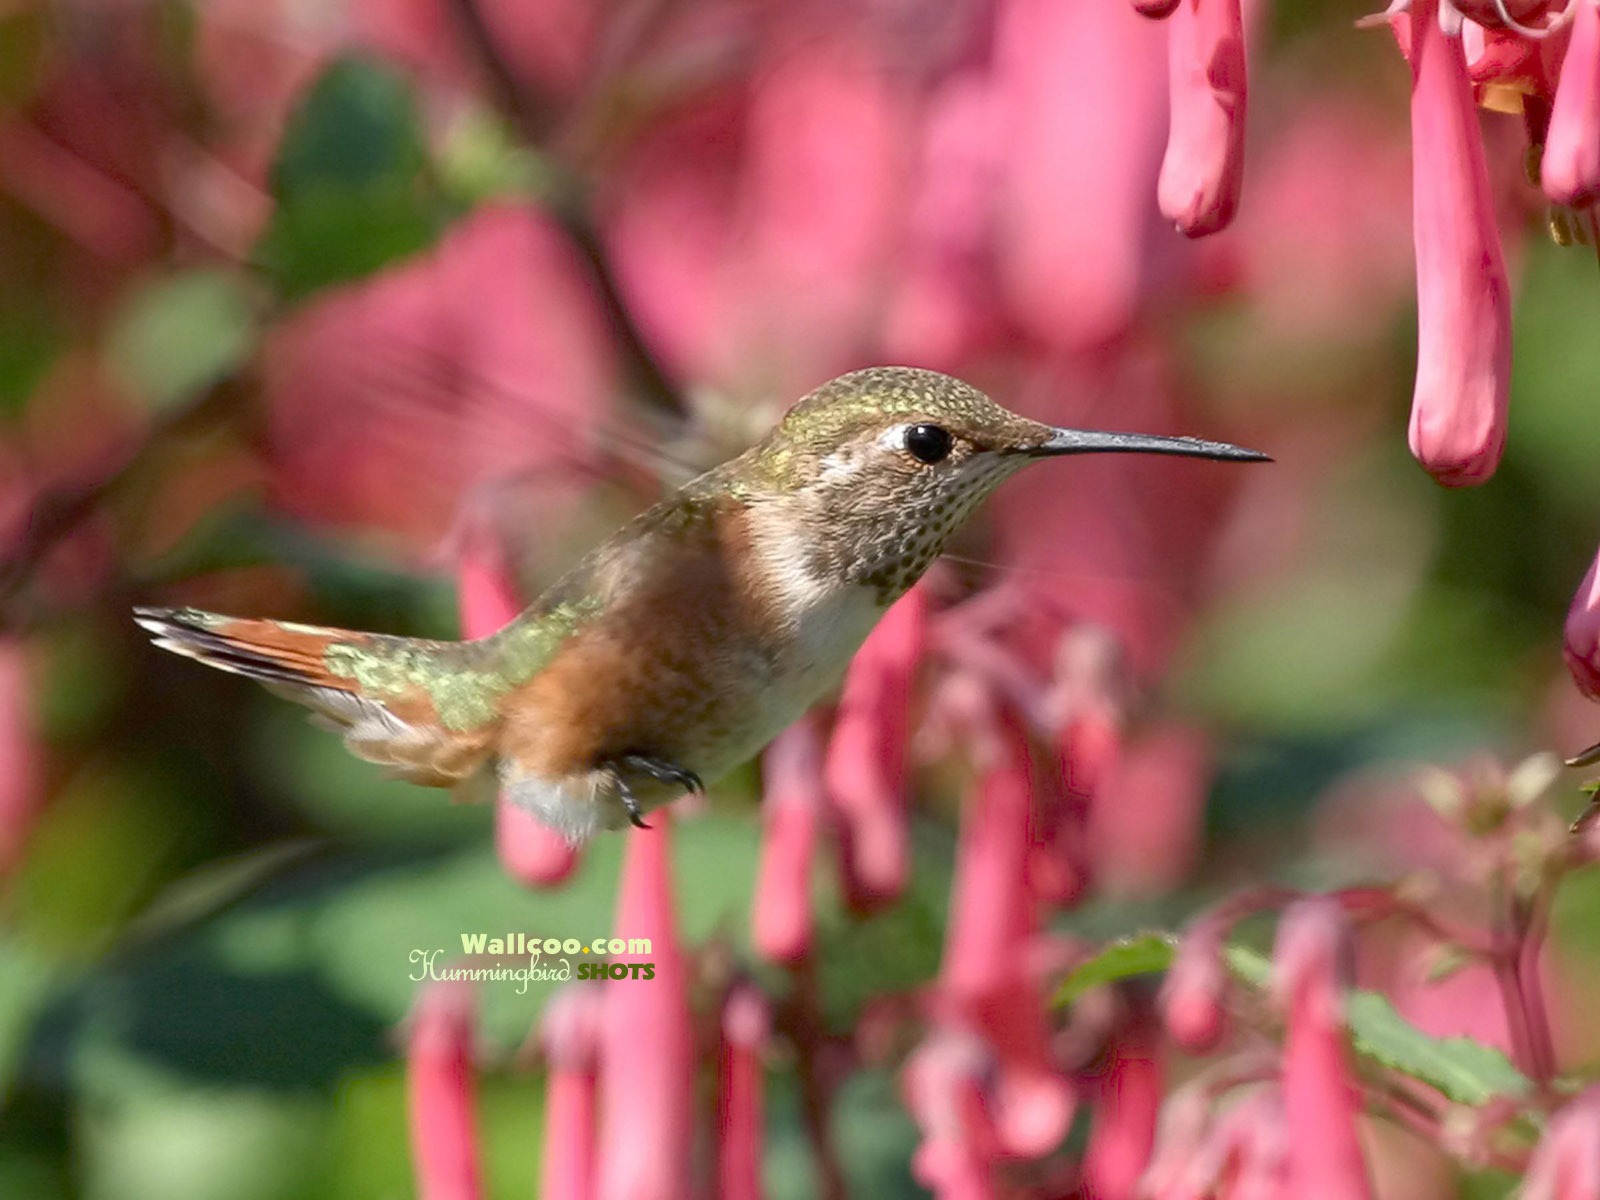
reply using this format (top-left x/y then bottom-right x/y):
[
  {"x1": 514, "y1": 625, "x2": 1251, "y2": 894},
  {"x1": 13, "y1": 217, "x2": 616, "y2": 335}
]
[
  {"x1": 617, "y1": 755, "x2": 705, "y2": 797},
  {"x1": 604, "y1": 774, "x2": 649, "y2": 832},
  {"x1": 603, "y1": 754, "x2": 703, "y2": 830},
  {"x1": 611, "y1": 773, "x2": 651, "y2": 830}
]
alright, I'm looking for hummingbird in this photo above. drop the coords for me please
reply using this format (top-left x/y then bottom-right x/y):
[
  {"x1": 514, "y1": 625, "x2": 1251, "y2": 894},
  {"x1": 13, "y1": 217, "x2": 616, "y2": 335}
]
[{"x1": 135, "y1": 367, "x2": 1267, "y2": 843}]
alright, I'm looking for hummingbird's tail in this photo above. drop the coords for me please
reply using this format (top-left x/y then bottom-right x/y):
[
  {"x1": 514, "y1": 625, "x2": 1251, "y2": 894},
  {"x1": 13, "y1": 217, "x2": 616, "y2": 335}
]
[{"x1": 134, "y1": 606, "x2": 499, "y2": 794}]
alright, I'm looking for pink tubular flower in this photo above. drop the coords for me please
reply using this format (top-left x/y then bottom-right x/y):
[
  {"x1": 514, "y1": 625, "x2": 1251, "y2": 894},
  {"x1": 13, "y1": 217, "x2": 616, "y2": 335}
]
[
  {"x1": 1271, "y1": 898, "x2": 1371, "y2": 1200},
  {"x1": 752, "y1": 718, "x2": 826, "y2": 964},
  {"x1": 825, "y1": 585, "x2": 926, "y2": 912},
  {"x1": 937, "y1": 704, "x2": 1074, "y2": 1158},
  {"x1": 406, "y1": 981, "x2": 483, "y2": 1200},
  {"x1": 1159, "y1": 918, "x2": 1231, "y2": 1053},
  {"x1": 1402, "y1": 0, "x2": 1513, "y2": 487},
  {"x1": 1523, "y1": 1086, "x2": 1600, "y2": 1200},
  {"x1": 1158, "y1": 0, "x2": 1249, "y2": 237},
  {"x1": 0, "y1": 641, "x2": 37, "y2": 874},
  {"x1": 717, "y1": 984, "x2": 771, "y2": 1200},
  {"x1": 1544, "y1": 0, "x2": 1600, "y2": 207},
  {"x1": 456, "y1": 508, "x2": 577, "y2": 886},
  {"x1": 1565, "y1": 546, "x2": 1600, "y2": 698},
  {"x1": 1082, "y1": 1014, "x2": 1163, "y2": 1200},
  {"x1": 539, "y1": 987, "x2": 604, "y2": 1200},
  {"x1": 597, "y1": 814, "x2": 694, "y2": 1200}
]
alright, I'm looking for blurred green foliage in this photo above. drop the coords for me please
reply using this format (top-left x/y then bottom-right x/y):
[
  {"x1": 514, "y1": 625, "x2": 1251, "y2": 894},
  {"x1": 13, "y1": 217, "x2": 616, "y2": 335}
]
[{"x1": 257, "y1": 57, "x2": 449, "y2": 301}]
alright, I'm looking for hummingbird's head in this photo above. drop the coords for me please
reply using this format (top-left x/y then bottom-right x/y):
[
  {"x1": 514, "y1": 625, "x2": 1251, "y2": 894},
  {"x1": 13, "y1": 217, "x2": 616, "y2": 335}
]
[{"x1": 742, "y1": 366, "x2": 1269, "y2": 600}]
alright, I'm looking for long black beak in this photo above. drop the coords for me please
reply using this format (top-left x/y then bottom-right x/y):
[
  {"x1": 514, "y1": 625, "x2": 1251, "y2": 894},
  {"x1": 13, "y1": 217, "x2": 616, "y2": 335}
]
[{"x1": 1022, "y1": 428, "x2": 1271, "y2": 463}]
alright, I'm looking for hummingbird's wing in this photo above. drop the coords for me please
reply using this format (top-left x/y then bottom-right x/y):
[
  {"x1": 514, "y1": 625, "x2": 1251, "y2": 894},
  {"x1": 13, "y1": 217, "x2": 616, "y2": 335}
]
[{"x1": 134, "y1": 606, "x2": 500, "y2": 791}]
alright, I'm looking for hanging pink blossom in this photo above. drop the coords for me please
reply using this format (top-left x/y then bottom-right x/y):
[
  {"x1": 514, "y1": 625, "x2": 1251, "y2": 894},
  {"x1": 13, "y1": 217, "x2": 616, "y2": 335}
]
[
  {"x1": 825, "y1": 584, "x2": 927, "y2": 911},
  {"x1": 717, "y1": 983, "x2": 771, "y2": 1200},
  {"x1": 596, "y1": 814, "x2": 694, "y2": 1200},
  {"x1": 753, "y1": 718, "x2": 826, "y2": 964},
  {"x1": 937, "y1": 703, "x2": 1074, "y2": 1158},
  {"x1": 456, "y1": 504, "x2": 578, "y2": 886},
  {"x1": 406, "y1": 981, "x2": 483, "y2": 1200},
  {"x1": 539, "y1": 986, "x2": 604, "y2": 1200},
  {"x1": 1400, "y1": 0, "x2": 1513, "y2": 487},
  {"x1": 1082, "y1": 1014, "x2": 1163, "y2": 1200},
  {"x1": 1158, "y1": 0, "x2": 1248, "y2": 237},
  {"x1": 1544, "y1": 0, "x2": 1600, "y2": 207},
  {"x1": 1272, "y1": 898, "x2": 1371, "y2": 1200},
  {"x1": 0, "y1": 641, "x2": 36, "y2": 875},
  {"x1": 1566, "y1": 546, "x2": 1600, "y2": 699}
]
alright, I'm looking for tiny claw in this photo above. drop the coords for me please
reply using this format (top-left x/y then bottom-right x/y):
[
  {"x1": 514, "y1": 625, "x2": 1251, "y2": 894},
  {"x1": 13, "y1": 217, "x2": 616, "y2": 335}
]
[
  {"x1": 615, "y1": 776, "x2": 652, "y2": 830},
  {"x1": 618, "y1": 754, "x2": 704, "y2": 797}
]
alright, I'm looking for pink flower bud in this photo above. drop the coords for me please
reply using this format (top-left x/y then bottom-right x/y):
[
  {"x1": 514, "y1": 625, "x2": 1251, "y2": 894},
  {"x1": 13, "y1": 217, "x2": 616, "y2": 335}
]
[
  {"x1": 1158, "y1": 0, "x2": 1249, "y2": 237},
  {"x1": 752, "y1": 719, "x2": 825, "y2": 964},
  {"x1": 825, "y1": 585, "x2": 926, "y2": 911},
  {"x1": 457, "y1": 513, "x2": 577, "y2": 887},
  {"x1": 1159, "y1": 921, "x2": 1231, "y2": 1053},
  {"x1": 1403, "y1": 0, "x2": 1513, "y2": 487},
  {"x1": 1136, "y1": 0, "x2": 1184, "y2": 17},
  {"x1": 597, "y1": 815, "x2": 694, "y2": 1200},
  {"x1": 539, "y1": 987, "x2": 603, "y2": 1200},
  {"x1": 1271, "y1": 899, "x2": 1371, "y2": 1200},
  {"x1": 1568, "y1": 547, "x2": 1600, "y2": 698},
  {"x1": 1544, "y1": 0, "x2": 1600, "y2": 207},
  {"x1": 406, "y1": 981, "x2": 483, "y2": 1200},
  {"x1": 717, "y1": 984, "x2": 771, "y2": 1200},
  {"x1": 1524, "y1": 1086, "x2": 1600, "y2": 1200}
]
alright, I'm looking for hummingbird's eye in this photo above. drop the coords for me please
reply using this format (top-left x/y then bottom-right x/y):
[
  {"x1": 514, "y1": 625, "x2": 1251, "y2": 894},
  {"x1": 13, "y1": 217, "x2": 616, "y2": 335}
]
[{"x1": 903, "y1": 423, "x2": 953, "y2": 465}]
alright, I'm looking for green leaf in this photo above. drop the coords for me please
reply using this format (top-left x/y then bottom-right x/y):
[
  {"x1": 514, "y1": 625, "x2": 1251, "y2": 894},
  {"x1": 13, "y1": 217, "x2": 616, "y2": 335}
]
[
  {"x1": 1345, "y1": 991, "x2": 1530, "y2": 1106},
  {"x1": 1061, "y1": 935, "x2": 1529, "y2": 1106},
  {"x1": 105, "y1": 271, "x2": 256, "y2": 413},
  {"x1": 1223, "y1": 942, "x2": 1528, "y2": 1105},
  {"x1": 257, "y1": 56, "x2": 445, "y2": 299},
  {"x1": 1053, "y1": 932, "x2": 1176, "y2": 1006},
  {"x1": 270, "y1": 59, "x2": 426, "y2": 196}
]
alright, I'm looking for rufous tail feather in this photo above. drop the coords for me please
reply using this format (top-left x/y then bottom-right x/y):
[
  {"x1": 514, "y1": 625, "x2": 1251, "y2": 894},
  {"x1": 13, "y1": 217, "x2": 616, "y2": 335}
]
[{"x1": 134, "y1": 606, "x2": 498, "y2": 795}]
